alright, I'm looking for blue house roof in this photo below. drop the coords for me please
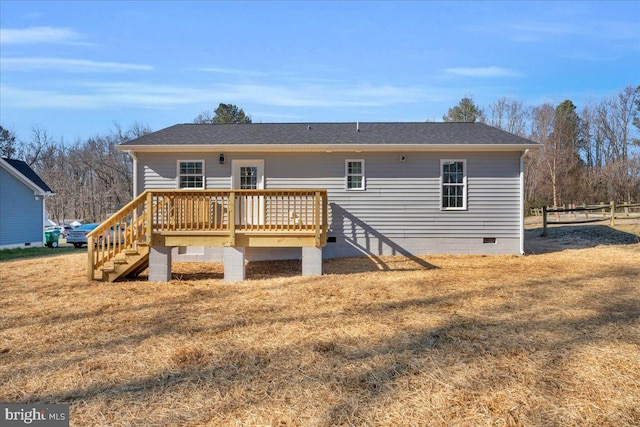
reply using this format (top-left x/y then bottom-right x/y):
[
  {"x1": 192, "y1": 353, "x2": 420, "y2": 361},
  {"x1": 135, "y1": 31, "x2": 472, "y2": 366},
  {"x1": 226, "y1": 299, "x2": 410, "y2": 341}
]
[{"x1": 1, "y1": 157, "x2": 53, "y2": 193}]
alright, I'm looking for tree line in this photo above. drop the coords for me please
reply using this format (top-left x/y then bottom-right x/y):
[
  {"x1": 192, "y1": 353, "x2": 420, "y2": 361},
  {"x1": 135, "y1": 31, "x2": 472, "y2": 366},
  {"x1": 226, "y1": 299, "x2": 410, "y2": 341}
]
[
  {"x1": 444, "y1": 85, "x2": 640, "y2": 209},
  {"x1": 1, "y1": 123, "x2": 150, "y2": 224},
  {"x1": 0, "y1": 103, "x2": 246, "y2": 224},
  {"x1": 1, "y1": 91, "x2": 638, "y2": 224}
]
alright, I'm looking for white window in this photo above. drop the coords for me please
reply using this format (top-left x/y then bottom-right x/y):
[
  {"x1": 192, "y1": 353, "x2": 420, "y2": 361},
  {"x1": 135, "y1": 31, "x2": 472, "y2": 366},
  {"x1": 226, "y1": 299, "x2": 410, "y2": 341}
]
[
  {"x1": 177, "y1": 160, "x2": 205, "y2": 189},
  {"x1": 440, "y1": 159, "x2": 467, "y2": 210},
  {"x1": 345, "y1": 159, "x2": 365, "y2": 190}
]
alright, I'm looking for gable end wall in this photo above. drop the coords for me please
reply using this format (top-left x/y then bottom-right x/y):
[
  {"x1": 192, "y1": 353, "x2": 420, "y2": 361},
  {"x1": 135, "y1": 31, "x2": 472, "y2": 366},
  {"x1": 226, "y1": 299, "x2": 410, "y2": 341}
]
[{"x1": 0, "y1": 166, "x2": 44, "y2": 248}]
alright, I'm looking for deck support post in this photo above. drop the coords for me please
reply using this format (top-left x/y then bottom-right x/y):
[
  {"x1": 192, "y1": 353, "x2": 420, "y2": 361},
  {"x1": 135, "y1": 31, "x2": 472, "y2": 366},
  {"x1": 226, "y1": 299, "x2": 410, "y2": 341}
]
[
  {"x1": 302, "y1": 246, "x2": 323, "y2": 276},
  {"x1": 224, "y1": 246, "x2": 245, "y2": 282},
  {"x1": 149, "y1": 246, "x2": 172, "y2": 282}
]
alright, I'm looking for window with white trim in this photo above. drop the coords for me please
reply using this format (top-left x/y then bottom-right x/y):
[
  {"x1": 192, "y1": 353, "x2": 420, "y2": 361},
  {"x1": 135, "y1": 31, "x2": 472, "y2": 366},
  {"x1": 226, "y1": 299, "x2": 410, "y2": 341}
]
[
  {"x1": 345, "y1": 159, "x2": 365, "y2": 190},
  {"x1": 177, "y1": 160, "x2": 205, "y2": 189},
  {"x1": 441, "y1": 159, "x2": 467, "y2": 210},
  {"x1": 239, "y1": 166, "x2": 258, "y2": 189}
]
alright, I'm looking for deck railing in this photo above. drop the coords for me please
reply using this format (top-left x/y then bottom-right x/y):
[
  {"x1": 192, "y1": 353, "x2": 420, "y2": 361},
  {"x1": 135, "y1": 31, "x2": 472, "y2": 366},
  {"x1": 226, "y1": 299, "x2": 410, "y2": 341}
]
[
  {"x1": 148, "y1": 189, "x2": 327, "y2": 231},
  {"x1": 87, "y1": 189, "x2": 328, "y2": 279}
]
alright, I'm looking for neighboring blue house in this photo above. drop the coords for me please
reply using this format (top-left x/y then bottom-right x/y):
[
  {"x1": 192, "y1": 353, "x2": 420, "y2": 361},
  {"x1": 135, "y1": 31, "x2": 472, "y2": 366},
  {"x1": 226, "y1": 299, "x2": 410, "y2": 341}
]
[{"x1": 0, "y1": 157, "x2": 54, "y2": 249}]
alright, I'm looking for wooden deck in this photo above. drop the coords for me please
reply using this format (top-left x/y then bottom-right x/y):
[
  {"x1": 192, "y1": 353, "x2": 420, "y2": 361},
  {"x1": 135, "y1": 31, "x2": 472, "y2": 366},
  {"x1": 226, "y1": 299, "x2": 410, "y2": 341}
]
[{"x1": 87, "y1": 189, "x2": 328, "y2": 281}]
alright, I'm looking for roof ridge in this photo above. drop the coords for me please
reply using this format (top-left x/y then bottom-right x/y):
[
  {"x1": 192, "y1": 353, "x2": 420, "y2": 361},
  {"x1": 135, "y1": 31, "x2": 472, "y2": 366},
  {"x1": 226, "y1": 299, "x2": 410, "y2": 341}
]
[
  {"x1": 120, "y1": 121, "x2": 537, "y2": 148},
  {"x1": 179, "y1": 121, "x2": 481, "y2": 125}
]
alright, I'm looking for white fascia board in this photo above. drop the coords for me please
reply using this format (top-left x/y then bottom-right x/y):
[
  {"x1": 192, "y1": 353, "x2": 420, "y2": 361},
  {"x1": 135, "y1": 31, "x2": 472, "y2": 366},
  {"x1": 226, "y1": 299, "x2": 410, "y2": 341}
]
[
  {"x1": 0, "y1": 158, "x2": 52, "y2": 196},
  {"x1": 118, "y1": 143, "x2": 540, "y2": 153}
]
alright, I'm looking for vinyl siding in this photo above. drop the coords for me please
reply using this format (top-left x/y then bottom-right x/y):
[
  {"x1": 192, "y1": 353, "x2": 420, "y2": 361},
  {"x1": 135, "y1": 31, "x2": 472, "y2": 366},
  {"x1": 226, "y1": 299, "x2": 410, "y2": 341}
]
[
  {"x1": 265, "y1": 152, "x2": 521, "y2": 239},
  {"x1": 138, "y1": 154, "x2": 231, "y2": 190},
  {"x1": 0, "y1": 166, "x2": 44, "y2": 247},
  {"x1": 136, "y1": 150, "x2": 523, "y2": 256}
]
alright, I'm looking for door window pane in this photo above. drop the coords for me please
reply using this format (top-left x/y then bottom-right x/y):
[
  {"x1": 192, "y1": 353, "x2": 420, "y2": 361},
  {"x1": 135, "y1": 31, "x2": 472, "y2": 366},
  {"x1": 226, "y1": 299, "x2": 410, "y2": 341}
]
[{"x1": 240, "y1": 166, "x2": 258, "y2": 189}]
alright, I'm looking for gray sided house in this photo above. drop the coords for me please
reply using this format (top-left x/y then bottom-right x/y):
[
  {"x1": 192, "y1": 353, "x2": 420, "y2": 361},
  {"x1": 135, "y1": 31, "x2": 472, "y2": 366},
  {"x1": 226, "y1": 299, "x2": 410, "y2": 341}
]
[
  {"x1": 119, "y1": 122, "x2": 538, "y2": 263},
  {"x1": 0, "y1": 158, "x2": 54, "y2": 249}
]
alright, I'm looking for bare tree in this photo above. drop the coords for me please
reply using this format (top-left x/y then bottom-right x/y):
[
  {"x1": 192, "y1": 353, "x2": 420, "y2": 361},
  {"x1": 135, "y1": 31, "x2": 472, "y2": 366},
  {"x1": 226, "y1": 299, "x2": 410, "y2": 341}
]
[
  {"x1": 20, "y1": 126, "x2": 55, "y2": 167},
  {"x1": 17, "y1": 123, "x2": 153, "y2": 224},
  {"x1": 488, "y1": 97, "x2": 528, "y2": 136},
  {"x1": 528, "y1": 103, "x2": 555, "y2": 206},
  {"x1": 587, "y1": 86, "x2": 640, "y2": 202}
]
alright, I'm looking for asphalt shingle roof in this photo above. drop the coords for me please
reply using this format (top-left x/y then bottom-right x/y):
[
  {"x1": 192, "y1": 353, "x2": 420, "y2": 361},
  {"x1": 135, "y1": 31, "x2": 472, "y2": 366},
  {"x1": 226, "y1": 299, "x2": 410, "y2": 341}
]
[
  {"x1": 120, "y1": 122, "x2": 536, "y2": 147},
  {"x1": 2, "y1": 157, "x2": 53, "y2": 193}
]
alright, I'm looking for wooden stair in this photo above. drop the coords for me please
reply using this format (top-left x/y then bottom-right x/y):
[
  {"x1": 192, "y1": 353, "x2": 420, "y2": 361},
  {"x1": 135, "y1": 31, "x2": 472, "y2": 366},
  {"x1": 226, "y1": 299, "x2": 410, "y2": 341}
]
[
  {"x1": 98, "y1": 245, "x2": 150, "y2": 282},
  {"x1": 87, "y1": 191, "x2": 152, "y2": 282}
]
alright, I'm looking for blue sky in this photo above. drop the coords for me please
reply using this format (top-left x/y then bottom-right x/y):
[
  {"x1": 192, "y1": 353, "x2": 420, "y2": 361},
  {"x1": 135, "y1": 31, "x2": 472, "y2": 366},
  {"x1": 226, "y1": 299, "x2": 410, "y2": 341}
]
[{"x1": 1, "y1": 1, "x2": 639, "y2": 142}]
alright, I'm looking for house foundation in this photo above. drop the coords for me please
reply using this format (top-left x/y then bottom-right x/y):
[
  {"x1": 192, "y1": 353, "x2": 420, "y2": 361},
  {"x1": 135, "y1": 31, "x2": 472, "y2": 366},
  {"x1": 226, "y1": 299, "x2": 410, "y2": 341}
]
[
  {"x1": 224, "y1": 246, "x2": 246, "y2": 282},
  {"x1": 147, "y1": 245, "x2": 323, "y2": 283},
  {"x1": 302, "y1": 246, "x2": 323, "y2": 276},
  {"x1": 149, "y1": 246, "x2": 172, "y2": 282}
]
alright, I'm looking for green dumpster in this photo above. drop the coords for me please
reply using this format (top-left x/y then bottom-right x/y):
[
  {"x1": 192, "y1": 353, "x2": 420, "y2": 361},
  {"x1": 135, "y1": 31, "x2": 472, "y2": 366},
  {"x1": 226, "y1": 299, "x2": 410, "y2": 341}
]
[{"x1": 45, "y1": 229, "x2": 61, "y2": 248}]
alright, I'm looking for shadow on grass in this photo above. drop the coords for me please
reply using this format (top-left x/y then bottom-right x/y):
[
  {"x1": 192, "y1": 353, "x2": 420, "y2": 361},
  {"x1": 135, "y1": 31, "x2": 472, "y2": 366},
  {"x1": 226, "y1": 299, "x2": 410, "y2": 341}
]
[
  {"x1": 525, "y1": 224, "x2": 639, "y2": 255},
  {"x1": 5, "y1": 252, "x2": 639, "y2": 425},
  {"x1": 165, "y1": 255, "x2": 439, "y2": 282},
  {"x1": 9, "y1": 266, "x2": 639, "y2": 411}
]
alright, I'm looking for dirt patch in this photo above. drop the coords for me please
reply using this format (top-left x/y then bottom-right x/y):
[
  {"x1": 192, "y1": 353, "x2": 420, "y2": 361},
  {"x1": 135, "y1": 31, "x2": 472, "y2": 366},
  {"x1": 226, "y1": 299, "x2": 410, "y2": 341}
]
[{"x1": 525, "y1": 219, "x2": 640, "y2": 254}]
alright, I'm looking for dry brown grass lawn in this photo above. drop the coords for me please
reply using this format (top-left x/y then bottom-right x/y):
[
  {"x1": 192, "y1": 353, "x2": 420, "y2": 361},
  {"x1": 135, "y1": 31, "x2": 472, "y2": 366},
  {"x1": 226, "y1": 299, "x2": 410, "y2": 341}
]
[{"x1": 1, "y1": 223, "x2": 639, "y2": 426}]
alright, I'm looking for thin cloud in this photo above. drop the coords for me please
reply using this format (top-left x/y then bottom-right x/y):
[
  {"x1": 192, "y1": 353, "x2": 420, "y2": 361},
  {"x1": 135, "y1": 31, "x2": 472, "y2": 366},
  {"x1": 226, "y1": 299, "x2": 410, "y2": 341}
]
[
  {"x1": 0, "y1": 26, "x2": 84, "y2": 45},
  {"x1": 212, "y1": 83, "x2": 429, "y2": 108},
  {"x1": 1, "y1": 80, "x2": 434, "y2": 110},
  {"x1": 2, "y1": 57, "x2": 153, "y2": 72},
  {"x1": 509, "y1": 22, "x2": 579, "y2": 36},
  {"x1": 0, "y1": 85, "x2": 99, "y2": 109},
  {"x1": 196, "y1": 67, "x2": 266, "y2": 77},
  {"x1": 507, "y1": 20, "x2": 640, "y2": 42},
  {"x1": 444, "y1": 66, "x2": 521, "y2": 78},
  {"x1": 0, "y1": 83, "x2": 195, "y2": 109},
  {"x1": 88, "y1": 81, "x2": 430, "y2": 109},
  {"x1": 469, "y1": 18, "x2": 639, "y2": 45},
  {"x1": 562, "y1": 52, "x2": 621, "y2": 62}
]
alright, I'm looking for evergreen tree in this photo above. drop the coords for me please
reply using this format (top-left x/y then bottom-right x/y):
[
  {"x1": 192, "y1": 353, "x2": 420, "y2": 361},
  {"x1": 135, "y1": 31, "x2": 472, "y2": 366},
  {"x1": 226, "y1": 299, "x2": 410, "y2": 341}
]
[
  {"x1": 442, "y1": 97, "x2": 484, "y2": 122},
  {"x1": 0, "y1": 125, "x2": 18, "y2": 158},
  {"x1": 194, "y1": 103, "x2": 252, "y2": 124}
]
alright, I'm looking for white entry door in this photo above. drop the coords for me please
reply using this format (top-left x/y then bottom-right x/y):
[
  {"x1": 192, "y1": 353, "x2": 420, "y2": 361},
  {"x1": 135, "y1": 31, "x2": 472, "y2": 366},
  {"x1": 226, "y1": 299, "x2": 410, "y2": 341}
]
[{"x1": 232, "y1": 160, "x2": 264, "y2": 225}]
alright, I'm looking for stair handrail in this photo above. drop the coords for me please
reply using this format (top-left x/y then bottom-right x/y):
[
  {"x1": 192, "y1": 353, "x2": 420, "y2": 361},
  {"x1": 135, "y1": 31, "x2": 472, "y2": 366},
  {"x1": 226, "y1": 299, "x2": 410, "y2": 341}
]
[{"x1": 87, "y1": 190, "x2": 150, "y2": 280}]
